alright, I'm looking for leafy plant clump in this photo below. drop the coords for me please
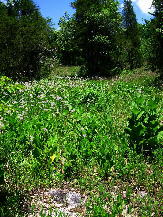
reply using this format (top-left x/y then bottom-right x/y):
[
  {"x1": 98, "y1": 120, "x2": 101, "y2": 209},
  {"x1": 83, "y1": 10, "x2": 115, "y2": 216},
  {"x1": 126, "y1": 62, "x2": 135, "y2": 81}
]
[{"x1": 125, "y1": 95, "x2": 163, "y2": 156}]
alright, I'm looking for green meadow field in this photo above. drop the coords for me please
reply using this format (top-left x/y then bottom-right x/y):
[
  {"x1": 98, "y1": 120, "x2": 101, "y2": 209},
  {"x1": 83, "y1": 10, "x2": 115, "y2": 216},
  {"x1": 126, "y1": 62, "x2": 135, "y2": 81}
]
[{"x1": 0, "y1": 68, "x2": 162, "y2": 216}]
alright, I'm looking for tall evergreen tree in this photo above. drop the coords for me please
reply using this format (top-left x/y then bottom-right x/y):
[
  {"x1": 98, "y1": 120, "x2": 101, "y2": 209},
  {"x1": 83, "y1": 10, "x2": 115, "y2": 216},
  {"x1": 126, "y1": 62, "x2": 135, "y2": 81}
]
[
  {"x1": 122, "y1": 0, "x2": 141, "y2": 69},
  {"x1": 72, "y1": 0, "x2": 121, "y2": 76},
  {"x1": 150, "y1": 0, "x2": 163, "y2": 75},
  {"x1": 0, "y1": 0, "x2": 54, "y2": 79}
]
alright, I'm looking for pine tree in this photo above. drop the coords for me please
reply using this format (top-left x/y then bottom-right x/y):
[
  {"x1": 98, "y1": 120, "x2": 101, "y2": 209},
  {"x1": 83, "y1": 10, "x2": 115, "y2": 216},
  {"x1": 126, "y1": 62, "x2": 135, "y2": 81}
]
[
  {"x1": 122, "y1": 0, "x2": 141, "y2": 69},
  {"x1": 0, "y1": 0, "x2": 54, "y2": 79},
  {"x1": 72, "y1": 0, "x2": 121, "y2": 76},
  {"x1": 150, "y1": 0, "x2": 163, "y2": 75}
]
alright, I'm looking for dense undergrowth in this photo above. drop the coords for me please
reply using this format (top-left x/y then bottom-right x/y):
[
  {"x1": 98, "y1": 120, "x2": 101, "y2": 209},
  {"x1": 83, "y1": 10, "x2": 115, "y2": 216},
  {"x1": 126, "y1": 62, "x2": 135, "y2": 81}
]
[{"x1": 0, "y1": 68, "x2": 162, "y2": 216}]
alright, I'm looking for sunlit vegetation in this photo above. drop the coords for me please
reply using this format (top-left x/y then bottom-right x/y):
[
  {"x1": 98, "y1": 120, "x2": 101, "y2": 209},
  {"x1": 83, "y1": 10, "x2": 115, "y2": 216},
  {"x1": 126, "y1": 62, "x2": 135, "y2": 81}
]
[
  {"x1": 0, "y1": 68, "x2": 162, "y2": 216},
  {"x1": 0, "y1": 0, "x2": 162, "y2": 216}
]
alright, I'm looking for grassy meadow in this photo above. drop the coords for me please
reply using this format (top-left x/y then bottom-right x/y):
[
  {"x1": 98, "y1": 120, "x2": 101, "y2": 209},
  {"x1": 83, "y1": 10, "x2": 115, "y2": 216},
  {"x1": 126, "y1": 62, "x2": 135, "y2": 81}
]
[{"x1": 0, "y1": 68, "x2": 162, "y2": 216}]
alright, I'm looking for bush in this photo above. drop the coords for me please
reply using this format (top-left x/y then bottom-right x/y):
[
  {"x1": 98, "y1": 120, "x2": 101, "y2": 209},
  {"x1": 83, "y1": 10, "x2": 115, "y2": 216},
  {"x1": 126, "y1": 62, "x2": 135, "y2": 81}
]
[{"x1": 125, "y1": 96, "x2": 162, "y2": 156}]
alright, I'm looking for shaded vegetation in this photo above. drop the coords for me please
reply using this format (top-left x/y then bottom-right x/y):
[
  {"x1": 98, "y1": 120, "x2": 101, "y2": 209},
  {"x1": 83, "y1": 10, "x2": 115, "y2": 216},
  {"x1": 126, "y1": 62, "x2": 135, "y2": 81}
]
[{"x1": 0, "y1": 0, "x2": 55, "y2": 79}]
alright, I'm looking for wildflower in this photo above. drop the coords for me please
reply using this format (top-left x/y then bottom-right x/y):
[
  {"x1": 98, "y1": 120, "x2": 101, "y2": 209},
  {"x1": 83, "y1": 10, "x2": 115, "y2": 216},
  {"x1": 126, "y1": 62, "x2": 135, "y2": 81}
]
[
  {"x1": 56, "y1": 96, "x2": 62, "y2": 101},
  {"x1": 0, "y1": 121, "x2": 4, "y2": 129},
  {"x1": 17, "y1": 114, "x2": 24, "y2": 120},
  {"x1": 122, "y1": 191, "x2": 127, "y2": 199},
  {"x1": 50, "y1": 154, "x2": 55, "y2": 162},
  {"x1": 29, "y1": 136, "x2": 34, "y2": 143},
  {"x1": 38, "y1": 94, "x2": 45, "y2": 98},
  {"x1": 43, "y1": 128, "x2": 48, "y2": 132},
  {"x1": 50, "y1": 102, "x2": 55, "y2": 107}
]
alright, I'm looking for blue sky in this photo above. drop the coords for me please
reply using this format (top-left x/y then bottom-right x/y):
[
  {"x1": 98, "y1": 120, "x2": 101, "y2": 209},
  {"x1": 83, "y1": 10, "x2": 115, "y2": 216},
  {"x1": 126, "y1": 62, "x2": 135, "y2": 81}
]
[
  {"x1": 34, "y1": 0, "x2": 75, "y2": 27},
  {"x1": 34, "y1": 0, "x2": 154, "y2": 28},
  {"x1": 1, "y1": 0, "x2": 154, "y2": 28},
  {"x1": 120, "y1": 0, "x2": 154, "y2": 23}
]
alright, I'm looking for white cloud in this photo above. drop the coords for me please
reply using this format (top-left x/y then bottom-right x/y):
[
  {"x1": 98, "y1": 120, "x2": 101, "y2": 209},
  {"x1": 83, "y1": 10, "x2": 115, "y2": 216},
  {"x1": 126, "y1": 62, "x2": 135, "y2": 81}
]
[{"x1": 132, "y1": 0, "x2": 154, "y2": 14}]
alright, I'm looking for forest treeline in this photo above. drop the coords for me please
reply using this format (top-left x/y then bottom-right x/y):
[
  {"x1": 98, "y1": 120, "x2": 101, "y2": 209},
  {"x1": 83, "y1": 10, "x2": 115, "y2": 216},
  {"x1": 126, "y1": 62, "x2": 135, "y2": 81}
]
[{"x1": 0, "y1": 0, "x2": 162, "y2": 79}]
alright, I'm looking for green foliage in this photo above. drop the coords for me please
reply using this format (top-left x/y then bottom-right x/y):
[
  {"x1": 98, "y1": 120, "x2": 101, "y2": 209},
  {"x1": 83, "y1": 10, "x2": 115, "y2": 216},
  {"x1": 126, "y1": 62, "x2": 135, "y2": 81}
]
[
  {"x1": 122, "y1": 0, "x2": 142, "y2": 69},
  {"x1": 0, "y1": 75, "x2": 24, "y2": 95},
  {"x1": 0, "y1": 76, "x2": 24, "y2": 185},
  {"x1": 56, "y1": 13, "x2": 83, "y2": 66},
  {"x1": 139, "y1": 22, "x2": 152, "y2": 66},
  {"x1": 0, "y1": 0, "x2": 162, "y2": 214},
  {"x1": 149, "y1": 0, "x2": 163, "y2": 75},
  {"x1": 125, "y1": 95, "x2": 162, "y2": 156},
  {"x1": 141, "y1": 0, "x2": 163, "y2": 76},
  {"x1": 72, "y1": 0, "x2": 121, "y2": 76},
  {"x1": 0, "y1": 68, "x2": 162, "y2": 216},
  {"x1": 0, "y1": 0, "x2": 55, "y2": 79}
]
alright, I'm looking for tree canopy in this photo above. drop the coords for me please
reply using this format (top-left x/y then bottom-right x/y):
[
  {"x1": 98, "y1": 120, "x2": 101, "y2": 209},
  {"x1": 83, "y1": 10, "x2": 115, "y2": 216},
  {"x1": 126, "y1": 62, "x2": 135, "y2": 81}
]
[
  {"x1": 72, "y1": 0, "x2": 122, "y2": 76},
  {"x1": 150, "y1": 0, "x2": 163, "y2": 74},
  {"x1": 0, "y1": 0, "x2": 162, "y2": 79},
  {"x1": 0, "y1": 0, "x2": 54, "y2": 79},
  {"x1": 122, "y1": 0, "x2": 141, "y2": 69}
]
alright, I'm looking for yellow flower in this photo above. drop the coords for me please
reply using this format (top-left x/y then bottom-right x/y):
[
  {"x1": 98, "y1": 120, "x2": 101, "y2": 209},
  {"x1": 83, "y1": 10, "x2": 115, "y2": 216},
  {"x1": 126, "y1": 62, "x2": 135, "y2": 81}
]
[{"x1": 50, "y1": 154, "x2": 55, "y2": 162}]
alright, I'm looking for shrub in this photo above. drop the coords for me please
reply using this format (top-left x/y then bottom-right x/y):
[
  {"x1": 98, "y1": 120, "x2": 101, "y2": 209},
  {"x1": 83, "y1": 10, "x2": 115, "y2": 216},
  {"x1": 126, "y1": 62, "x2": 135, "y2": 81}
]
[{"x1": 125, "y1": 96, "x2": 162, "y2": 156}]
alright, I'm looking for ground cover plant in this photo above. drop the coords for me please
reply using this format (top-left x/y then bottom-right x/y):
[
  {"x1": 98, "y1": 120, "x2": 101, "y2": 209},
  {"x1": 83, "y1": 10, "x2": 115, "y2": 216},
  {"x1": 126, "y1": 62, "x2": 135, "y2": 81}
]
[{"x1": 0, "y1": 68, "x2": 162, "y2": 216}]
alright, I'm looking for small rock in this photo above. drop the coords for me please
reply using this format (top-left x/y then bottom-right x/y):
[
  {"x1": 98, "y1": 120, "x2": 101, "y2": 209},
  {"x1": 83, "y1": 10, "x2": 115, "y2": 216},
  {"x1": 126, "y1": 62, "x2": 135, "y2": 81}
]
[
  {"x1": 66, "y1": 192, "x2": 81, "y2": 207},
  {"x1": 49, "y1": 190, "x2": 67, "y2": 203}
]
